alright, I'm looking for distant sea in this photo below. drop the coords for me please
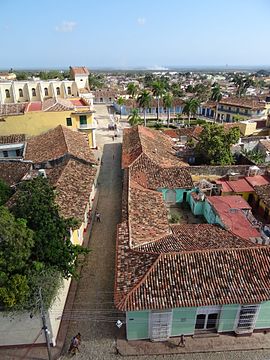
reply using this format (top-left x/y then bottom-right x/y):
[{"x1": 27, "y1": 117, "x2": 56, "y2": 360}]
[{"x1": 1, "y1": 65, "x2": 270, "y2": 73}]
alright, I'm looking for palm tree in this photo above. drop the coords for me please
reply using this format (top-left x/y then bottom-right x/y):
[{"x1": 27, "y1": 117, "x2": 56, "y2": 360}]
[
  {"x1": 182, "y1": 98, "x2": 200, "y2": 126},
  {"x1": 151, "y1": 80, "x2": 166, "y2": 122},
  {"x1": 232, "y1": 75, "x2": 255, "y2": 97},
  {"x1": 117, "y1": 96, "x2": 124, "y2": 119},
  {"x1": 163, "y1": 92, "x2": 173, "y2": 128},
  {"x1": 127, "y1": 108, "x2": 142, "y2": 126},
  {"x1": 211, "y1": 84, "x2": 222, "y2": 122},
  {"x1": 137, "y1": 90, "x2": 152, "y2": 127},
  {"x1": 127, "y1": 83, "x2": 139, "y2": 100}
]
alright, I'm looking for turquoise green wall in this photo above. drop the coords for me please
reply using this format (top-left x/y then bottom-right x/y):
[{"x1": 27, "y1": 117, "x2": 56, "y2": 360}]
[
  {"x1": 218, "y1": 304, "x2": 239, "y2": 332},
  {"x1": 158, "y1": 188, "x2": 194, "y2": 203},
  {"x1": 171, "y1": 307, "x2": 197, "y2": 336},
  {"x1": 203, "y1": 200, "x2": 223, "y2": 226},
  {"x1": 189, "y1": 193, "x2": 204, "y2": 215},
  {"x1": 256, "y1": 301, "x2": 270, "y2": 329},
  {"x1": 126, "y1": 311, "x2": 149, "y2": 340}
]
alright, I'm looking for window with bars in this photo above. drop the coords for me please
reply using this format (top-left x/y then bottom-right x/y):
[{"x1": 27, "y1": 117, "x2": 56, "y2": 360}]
[{"x1": 236, "y1": 305, "x2": 259, "y2": 333}]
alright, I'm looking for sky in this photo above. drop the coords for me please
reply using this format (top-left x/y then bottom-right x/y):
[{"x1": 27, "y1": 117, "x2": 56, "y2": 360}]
[{"x1": 1, "y1": 0, "x2": 270, "y2": 70}]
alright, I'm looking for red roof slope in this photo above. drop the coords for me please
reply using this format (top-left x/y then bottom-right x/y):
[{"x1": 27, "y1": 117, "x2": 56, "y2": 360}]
[
  {"x1": 25, "y1": 125, "x2": 96, "y2": 164},
  {"x1": 115, "y1": 221, "x2": 267, "y2": 312},
  {"x1": 207, "y1": 196, "x2": 260, "y2": 240},
  {"x1": 122, "y1": 125, "x2": 187, "y2": 169},
  {"x1": 245, "y1": 175, "x2": 270, "y2": 188}
]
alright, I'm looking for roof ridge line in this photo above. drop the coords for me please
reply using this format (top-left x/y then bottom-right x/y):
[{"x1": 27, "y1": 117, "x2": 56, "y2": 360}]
[
  {"x1": 60, "y1": 125, "x2": 70, "y2": 155},
  {"x1": 158, "y1": 245, "x2": 264, "y2": 256},
  {"x1": 118, "y1": 254, "x2": 161, "y2": 311}
]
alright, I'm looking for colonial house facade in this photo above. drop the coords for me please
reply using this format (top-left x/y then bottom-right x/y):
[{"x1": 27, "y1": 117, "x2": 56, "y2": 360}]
[{"x1": 0, "y1": 66, "x2": 92, "y2": 105}]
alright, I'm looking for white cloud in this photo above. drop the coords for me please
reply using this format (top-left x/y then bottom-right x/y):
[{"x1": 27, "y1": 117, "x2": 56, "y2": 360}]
[
  {"x1": 55, "y1": 21, "x2": 76, "y2": 33},
  {"x1": 137, "y1": 17, "x2": 146, "y2": 26}
]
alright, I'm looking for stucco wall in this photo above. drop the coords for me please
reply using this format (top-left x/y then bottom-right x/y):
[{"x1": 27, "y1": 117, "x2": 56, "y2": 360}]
[
  {"x1": 0, "y1": 111, "x2": 94, "y2": 138},
  {"x1": 171, "y1": 307, "x2": 197, "y2": 336},
  {"x1": 0, "y1": 278, "x2": 71, "y2": 347},
  {"x1": 256, "y1": 301, "x2": 270, "y2": 329},
  {"x1": 218, "y1": 304, "x2": 239, "y2": 332},
  {"x1": 126, "y1": 311, "x2": 149, "y2": 340}
]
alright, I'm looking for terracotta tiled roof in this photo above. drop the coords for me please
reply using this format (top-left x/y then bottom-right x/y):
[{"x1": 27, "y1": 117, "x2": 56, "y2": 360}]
[
  {"x1": 115, "y1": 222, "x2": 158, "y2": 306},
  {"x1": 115, "y1": 219, "x2": 269, "y2": 311},
  {"x1": 130, "y1": 154, "x2": 193, "y2": 190},
  {"x1": 25, "y1": 125, "x2": 96, "y2": 164},
  {"x1": 0, "y1": 161, "x2": 31, "y2": 186},
  {"x1": 129, "y1": 180, "x2": 170, "y2": 247},
  {"x1": 42, "y1": 98, "x2": 74, "y2": 112},
  {"x1": 116, "y1": 123, "x2": 268, "y2": 313},
  {"x1": 93, "y1": 89, "x2": 117, "y2": 97},
  {"x1": 70, "y1": 66, "x2": 89, "y2": 75},
  {"x1": 162, "y1": 129, "x2": 179, "y2": 139},
  {"x1": 137, "y1": 224, "x2": 253, "y2": 253},
  {"x1": 122, "y1": 125, "x2": 187, "y2": 169},
  {"x1": 255, "y1": 184, "x2": 270, "y2": 208},
  {"x1": 219, "y1": 97, "x2": 265, "y2": 110},
  {"x1": 0, "y1": 103, "x2": 26, "y2": 116},
  {"x1": 177, "y1": 126, "x2": 203, "y2": 140},
  {"x1": 46, "y1": 159, "x2": 96, "y2": 221},
  {"x1": 122, "y1": 127, "x2": 142, "y2": 168},
  {"x1": 0, "y1": 134, "x2": 25, "y2": 144},
  {"x1": 119, "y1": 247, "x2": 270, "y2": 311}
]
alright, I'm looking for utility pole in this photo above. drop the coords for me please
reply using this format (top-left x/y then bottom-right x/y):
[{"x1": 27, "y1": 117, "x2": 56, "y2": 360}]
[{"x1": 39, "y1": 287, "x2": 52, "y2": 360}]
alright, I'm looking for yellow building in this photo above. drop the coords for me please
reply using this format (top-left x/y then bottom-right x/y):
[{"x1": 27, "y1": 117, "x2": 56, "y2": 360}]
[{"x1": 0, "y1": 97, "x2": 97, "y2": 148}]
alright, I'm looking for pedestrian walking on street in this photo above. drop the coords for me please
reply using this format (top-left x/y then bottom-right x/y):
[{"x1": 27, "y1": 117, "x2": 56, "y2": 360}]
[
  {"x1": 112, "y1": 135, "x2": 115, "y2": 141},
  {"x1": 178, "y1": 334, "x2": 186, "y2": 347},
  {"x1": 68, "y1": 333, "x2": 81, "y2": 355},
  {"x1": 96, "y1": 212, "x2": 101, "y2": 222}
]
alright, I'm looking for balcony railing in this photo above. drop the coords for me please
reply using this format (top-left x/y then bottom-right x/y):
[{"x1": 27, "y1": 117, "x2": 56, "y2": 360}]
[{"x1": 78, "y1": 120, "x2": 97, "y2": 130}]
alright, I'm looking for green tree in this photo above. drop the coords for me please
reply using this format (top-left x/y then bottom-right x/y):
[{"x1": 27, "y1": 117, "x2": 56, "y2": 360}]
[
  {"x1": 163, "y1": 92, "x2": 173, "y2": 127},
  {"x1": 11, "y1": 177, "x2": 88, "y2": 279},
  {"x1": 0, "y1": 178, "x2": 12, "y2": 205},
  {"x1": 117, "y1": 96, "x2": 125, "y2": 119},
  {"x1": 15, "y1": 72, "x2": 28, "y2": 80},
  {"x1": 242, "y1": 149, "x2": 265, "y2": 165},
  {"x1": 137, "y1": 90, "x2": 152, "y2": 127},
  {"x1": 127, "y1": 83, "x2": 139, "y2": 99},
  {"x1": 186, "y1": 84, "x2": 194, "y2": 93},
  {"x1": 88, "y1": 73, "x2": 104, "y2": 90},
  {"x1": 127, "y1": 108, "x2": 142, "y2": 126},
  {"x1": 143, "y1": 73, "x2": 155, "y2": 88},
  {"x1": 170, "y1": 83, "x2": 184, "y2": 97},
  {"x1": 211, "y1": 84, "x2": 222, "y2": 122},
  {"x1": 193, "y1": 83, "x2": 211, "y2": 102},
  {"x1": 0, "y1": 206, "x2": 34, "y2": 309},
  {"x1": 232, "y1": 75, "x2": 255, "y2": 97},
  {"x1": 182, "y1": 98, "x2": 200, "y2": 125},
  {"x1": 195, "y1": 123, "x2": 240, "y2": 165},
  {"x1": 151, "y1": 80, "x2": 166, "y2": 122}
]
